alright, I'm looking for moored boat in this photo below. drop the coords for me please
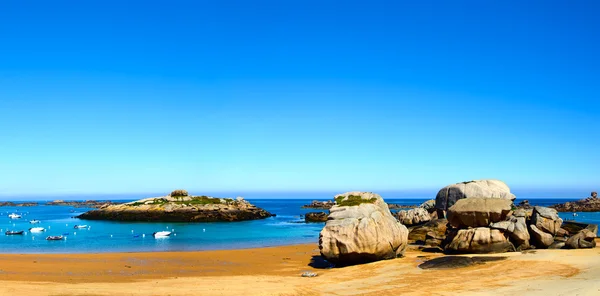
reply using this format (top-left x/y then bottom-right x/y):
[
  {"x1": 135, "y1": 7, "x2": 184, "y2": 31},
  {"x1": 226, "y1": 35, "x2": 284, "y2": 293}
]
[
  {"x1": 46, "y1": 235, "x2": 64, "y2": 241},
  {"x1": 152, "y1": 231, "x2": 172, "y2": 238},
  {"x1": 29, "y1": 227, "x2": 46, "y2": 233},
  {"x1": 5, "y1": 230, "x2": 24, "y2": 235},
  {"x1": 29, "y1": 219, "x2": 41, "y2": 224},
  {"x1": 8, "y1": 213, "x2": 22, "y2": 219},
  {"x1": 73, "y1": 225, "x2": 88, "y2": 229}
]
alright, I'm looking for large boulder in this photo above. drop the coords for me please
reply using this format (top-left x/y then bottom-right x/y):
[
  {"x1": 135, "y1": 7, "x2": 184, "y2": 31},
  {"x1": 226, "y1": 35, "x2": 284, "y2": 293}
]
[
  {"x1": 408, "y1": 219, "x2": 448, "y2": 242},
  {"x1": 435, "y1": 180, "x2": 516, "y2": 212},
  {"x1": 565, "y1": 229, "x2": 597, "y2": 249},
  {"x1": 319, "y1": 192, "x2": 409, "y2": 265},
  {"x1": 305, "y1": 212, "x2": 328, "y2": 222},
  {"x1": 419, "y1": 199, "x2": 436, "y2": 212},
  {"x1": 490, "y1": 210, "x2": 530, "y2": 250},
  {"x1": 396, "y1": 208, "x2": 431, "y2": 226},
  {"x1": 561, "y1": 221, "x2": 598, "y2": 236},
  {"x1": 447, "y1": 198, "x2": 513, "y2": 228},
  {"x1": 531, "y1": 206, "x2": 563, "y2": 235},
  {"x1": 529, "y1": 224, "x2": 554, "y2": 248},
  {"x1": 445, "y1": 227, "x2": 515, "y2": 254}
]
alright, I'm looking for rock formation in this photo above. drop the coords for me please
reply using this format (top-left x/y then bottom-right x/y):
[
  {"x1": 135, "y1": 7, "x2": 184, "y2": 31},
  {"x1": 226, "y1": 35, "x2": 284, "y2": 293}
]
[
  {"x1": 528, "y1": 206, "x2": 563, "y2": 248},
  {"x1": 407, "y1": 219, "x2": 447, "y2": 244},
  {"x1": 551, "y1": 192, "x2": 600, "y2": 212},
  {"x1": 302, "y1": 199, "x2": 414, "y2": 211},
  {"x1": 531, "y1": 206, "x2": 563, "y2": 235},
  {"x1": 419, "y1": 199, "x2": 436, "y2": 212},
  {"x1": 302, "y1": 200, "x2": 335, "y2": 209},
  {"x1": 489, "y1": 209, "x2": 530, "y2": 250},
  {"x1": 516, "y1": 199, "x2": 532, "y2": 210},
  {"x1": 565, "y1": 229, "x2": 597, "y2": 249},
  {"x1": 388, "y1": 204, "x2": 419, "y2": 210},
  {"x1": 319, "y1": 192, "x2": 408, "y2": 266},
  {"x1": 396, "y1": 208, "x2": 431, "y2": 226},
  {"x1": 435, "y1": 180, "x2": 516, "y2": 218},
  {"x1": 305, "y1": 212, "x2": 328, "y2": 222},
  {"x1": 78, "y1": 192, "x2": 273, "y2": 222},
  {"x1": 445, "y1": 227, "x2": 515, "y2": 254},
  {"x1": 447, "y1": 198, "x2": 513, "y2": 228}
]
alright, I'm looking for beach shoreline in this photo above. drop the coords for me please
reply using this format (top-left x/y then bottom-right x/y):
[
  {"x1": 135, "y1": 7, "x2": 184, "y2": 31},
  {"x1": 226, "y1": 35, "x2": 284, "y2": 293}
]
[{"x1": 0, "y1": 241, "x2": 599, "y2": 295}]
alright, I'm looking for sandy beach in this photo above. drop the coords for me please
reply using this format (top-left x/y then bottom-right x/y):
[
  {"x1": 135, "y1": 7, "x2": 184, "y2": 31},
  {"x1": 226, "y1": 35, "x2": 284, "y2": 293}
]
[{"x1": 0, "y1": 240, "x2": 598, "y2": 296}]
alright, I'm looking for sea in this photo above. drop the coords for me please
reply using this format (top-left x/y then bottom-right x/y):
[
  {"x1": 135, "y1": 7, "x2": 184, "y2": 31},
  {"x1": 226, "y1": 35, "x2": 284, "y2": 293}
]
[{"x1": 0, "y1": 197, "x2": 597, "y2": 254}]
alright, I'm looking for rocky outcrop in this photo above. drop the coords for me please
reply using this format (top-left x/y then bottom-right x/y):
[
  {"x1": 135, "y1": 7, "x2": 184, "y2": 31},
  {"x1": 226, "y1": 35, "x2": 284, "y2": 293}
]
[
  {"x1": 447, "y1": 198, "x2": 513, "y2": 228},
  {"x1": 302, "y1": 200, "x2": 335, "y2": 209},
  {"x1": 396, "y1": 208, "x2": 431, "y2": 226},
  {"x1": 16, "y1": 202, "x2": 38, "y2": 207},
  {"x1": 388, "y1": 204, "x2": 419, "y2": 210},
  {"x1": 561, "y1": 221, "x2": 598, "y2": 236},
  {"x1": 305, "y1": 212, "x2": 328, "y2": 222},
  {"x1": 0, "y1": 202, "x2": 38, "y2": 207},
  {"x1": 78, "y1": 193, "x2": 274, "y2": 222},
  {"x1": 301, "y1": 200, "x2": 414, "y2": 210},
  {"x1": 435, "y1": 180, "x2": 516, "y2": 213},
  {"x1": 551, "y1": 194, "x2": 600, "y2": 212},
  {"x1": 526, "y1": 206, "x2": 563, "y2": 249},
  {"x1": 47, "y1": 200, "x2": 120, "y2": 208},
  {"x1": 565, "y1": 229, "x2": 597, "y2": 249},
  {"x1": 407, "y1": 219, "x2": 447, "y2": 243},
  {"x1": 529, "y1": 224, "x2": 554, "y2": 248},
  {"x1": 531, "y1": 206, "x2": 563, "y2": 235},
  {"x1": 516, "y1": 200, "x2": 532, "y2": 210},
  {"x1": 490, "y1": 209, "x2": 530, "y2": 250},
  {"x1": 319, "y1": 192, "x2": 408, "y2": 266},
  {"x1": 419, "y1": 199, "x2": 436, "y2": 212},
  {"x1": 445, "y1": 227, "x2": 515, "y2": 254}
]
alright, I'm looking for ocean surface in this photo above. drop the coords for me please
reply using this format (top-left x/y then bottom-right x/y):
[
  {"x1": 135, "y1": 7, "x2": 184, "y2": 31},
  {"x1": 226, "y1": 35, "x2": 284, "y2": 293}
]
[{"x1": 0, "y1": 197, "x2": 597, "y2": 254}]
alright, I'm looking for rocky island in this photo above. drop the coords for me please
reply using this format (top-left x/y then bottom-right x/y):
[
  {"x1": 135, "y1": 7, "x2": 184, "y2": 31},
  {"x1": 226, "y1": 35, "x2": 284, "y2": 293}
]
[
  {"x1": 551, "y1": 191, "x2": 600, "y2": 212},
  {"x1": 0, "y1": 202, "x2": 38, "y2": 207},
  {"x1": 78, "y1": 190, "x2": 274, "y2": 222}
]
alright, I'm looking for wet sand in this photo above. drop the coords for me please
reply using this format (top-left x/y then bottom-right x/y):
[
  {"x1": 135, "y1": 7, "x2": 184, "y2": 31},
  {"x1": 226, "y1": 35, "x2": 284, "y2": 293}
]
[{"x1": 0, "y1": 240, "x2": 599, "y2": 295}]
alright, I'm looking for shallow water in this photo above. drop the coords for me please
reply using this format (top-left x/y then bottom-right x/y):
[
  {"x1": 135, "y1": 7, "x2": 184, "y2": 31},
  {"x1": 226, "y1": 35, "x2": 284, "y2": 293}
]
[{"x1": 0, "y1": 197, "x2": 595, "y2": 253}]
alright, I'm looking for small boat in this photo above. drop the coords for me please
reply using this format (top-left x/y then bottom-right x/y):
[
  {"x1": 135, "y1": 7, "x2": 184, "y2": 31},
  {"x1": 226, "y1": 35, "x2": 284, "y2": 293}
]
[
  {"x1": 152, "y1": 231, "x2": 172, "y2": 238},
  {"x1": 29, "y1": 219, "x2": 41, "y2": 224},
  {"x1": 8, "y1": 213, "x2": 21, "y2": 219},
  {"x1": 73, "y1": 225, "x2": 88, "y2": 229},
  {"x1": 29, "y1": 227, "x2": 46, "y2": 233},
  {"x1": 46, "y1": 236, "x2": 64, "y2": 241},
  {"x1": 5, "y1": 230, "x2": 24, "y2": 235}
]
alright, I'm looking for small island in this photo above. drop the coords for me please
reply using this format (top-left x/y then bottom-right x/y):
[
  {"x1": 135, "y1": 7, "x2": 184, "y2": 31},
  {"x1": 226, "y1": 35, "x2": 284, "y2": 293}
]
[
  {"x1": 551, "y1": 192, "x2": 600, "y2": 212},
  {"x1": 0, "y1": 202, "x2": 38, "y2": 207},
  {"x1": 77, "y1": 190, "x2": 274, "y2": 222}
]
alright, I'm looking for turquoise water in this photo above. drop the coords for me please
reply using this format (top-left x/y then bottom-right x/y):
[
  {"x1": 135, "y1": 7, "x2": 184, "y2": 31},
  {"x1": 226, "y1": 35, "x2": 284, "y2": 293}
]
[{"x1": 0, "y1": 198, "x2": 596, "y2": 253}]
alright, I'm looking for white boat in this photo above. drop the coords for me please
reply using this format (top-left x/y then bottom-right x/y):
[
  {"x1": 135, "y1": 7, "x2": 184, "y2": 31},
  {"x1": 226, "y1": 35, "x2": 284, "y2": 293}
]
[
  {"x1": 46, "y1": 235, "x2": 64, "y2": 241},
  {"x1": 8, "y1": 213, "x2": 21, "y2": 219},
  {"x1": 73, "y1": 225, "x2": 88, "y2": 229},
  {"x1": 153, "y1": 231, "x2": 172, "y2": 238},
  {"x1": 29, "y1": 227, "x2": 46, "y2": 233},
  {"x1": 29, "y1": 220, "x2": 41, "y2": 224}
]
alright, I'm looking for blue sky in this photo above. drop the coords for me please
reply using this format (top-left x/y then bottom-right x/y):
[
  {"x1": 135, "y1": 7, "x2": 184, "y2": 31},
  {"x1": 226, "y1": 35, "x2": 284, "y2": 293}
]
[{"x1": 0, "y1": 1, "x2": 598, "y2": 197}]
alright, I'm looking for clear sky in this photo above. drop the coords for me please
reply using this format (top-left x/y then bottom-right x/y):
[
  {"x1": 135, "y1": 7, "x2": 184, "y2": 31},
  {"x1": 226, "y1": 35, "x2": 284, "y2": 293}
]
[{"x1": 0, "y1": 1, "x2": 598, "y2": 197}]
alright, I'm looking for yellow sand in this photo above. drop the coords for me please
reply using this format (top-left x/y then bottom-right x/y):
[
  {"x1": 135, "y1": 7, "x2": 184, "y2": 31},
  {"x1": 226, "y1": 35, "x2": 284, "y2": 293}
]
[{"x1": 0, "y1": 240, "x2": 599, "y2": 296}]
